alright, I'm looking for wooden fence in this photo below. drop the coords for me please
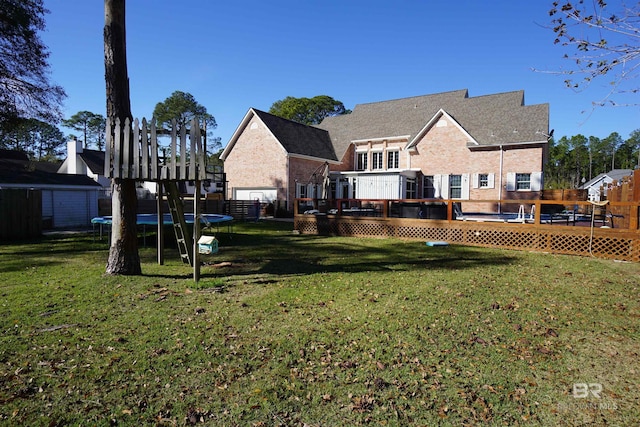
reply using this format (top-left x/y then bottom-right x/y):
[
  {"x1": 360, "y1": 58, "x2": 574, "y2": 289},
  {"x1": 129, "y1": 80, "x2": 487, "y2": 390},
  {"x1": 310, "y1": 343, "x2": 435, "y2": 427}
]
[
  {"x1": 0, "y1": 189, "x2": 41, "y2": 240},
  {"x1": 294, "y1": 197, "x2": 640, "y2": 262},
  {"x1": 607, "y1": 169, "x2": 640, "y2": 203},
  {"x1": 104, "y1": 117, "x2": 207, "y2": 181}
]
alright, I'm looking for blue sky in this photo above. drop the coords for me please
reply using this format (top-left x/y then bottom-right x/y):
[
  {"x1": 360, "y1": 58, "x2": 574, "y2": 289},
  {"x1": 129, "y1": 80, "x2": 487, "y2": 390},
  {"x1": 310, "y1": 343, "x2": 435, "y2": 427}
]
[{"x1": 41, "y1": 1, "x2": 639, "y2": 148}]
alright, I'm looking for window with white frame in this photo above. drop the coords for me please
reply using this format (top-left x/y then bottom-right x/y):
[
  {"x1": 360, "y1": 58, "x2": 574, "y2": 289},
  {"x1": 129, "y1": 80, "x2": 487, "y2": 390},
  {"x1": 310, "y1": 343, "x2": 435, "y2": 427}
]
[
  {"x1": 516, "y1": 173, "x2": 531, "y2": 190},
  {"x1": 506, "y1": 172, "x2": 542, "y2": 191},
  {"x1": 372, "y1": 151, "x2": 383, "y2": 170},
  {"x1": 479, "y1": 173, "x2": 489, "y2": 188},
  {"x1": 387, "y1": 150, "x2": 399, "y2": 169},
  {"x1": 449, "y1": 175, "x2": 462, "y2": 199},
  {"x1": 406, "y1": 178, "x2": 417, "y2": 199},
  {"x1": 296, "y1": 182, "x2": 308, "y2": 198},
  {"x1": 356, "y1": 151, "x2": 368, "y2": 171},
  {"x1": 472, "y1": 173, "x2": 494, "y2": 189},
  {"x1": 423, "y1": 175, "x2": 435, "y2": 198}
]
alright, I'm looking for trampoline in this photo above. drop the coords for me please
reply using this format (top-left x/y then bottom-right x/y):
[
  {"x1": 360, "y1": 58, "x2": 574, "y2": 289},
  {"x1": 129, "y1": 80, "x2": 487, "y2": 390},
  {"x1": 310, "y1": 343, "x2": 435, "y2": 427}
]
[{"x1": 92, "y1": 213, "x2": 234, "y2": 243}]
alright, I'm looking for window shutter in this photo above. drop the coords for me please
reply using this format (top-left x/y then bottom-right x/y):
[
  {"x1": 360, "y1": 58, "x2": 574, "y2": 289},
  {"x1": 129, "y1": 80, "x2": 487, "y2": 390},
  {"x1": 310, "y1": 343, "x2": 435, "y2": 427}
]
[
  {"x1": 461, "y1": 174, "x2": 470, "y2": 199},
  {"x1": 506, "y1": 173, "x2": 516, "y2": 191},
  {"x1": 439, "y1": 174, "x2": 449, "y2": 198},
  {"x1": 531, "y1": 172, "x2": 543, "y2": 191},
  {"x1": 488, "y1": 173, "x2": 495, "y2": 189},
  {"x1": 472, "y1": 173, "x2": 479, "y2": 189}
]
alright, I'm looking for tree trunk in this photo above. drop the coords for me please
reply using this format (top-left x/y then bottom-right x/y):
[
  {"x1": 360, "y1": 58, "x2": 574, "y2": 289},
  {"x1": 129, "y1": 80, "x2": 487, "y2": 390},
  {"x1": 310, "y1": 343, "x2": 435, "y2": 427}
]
[{"x1": 104, "y1": 0, "x2": 141, "y2": 275}]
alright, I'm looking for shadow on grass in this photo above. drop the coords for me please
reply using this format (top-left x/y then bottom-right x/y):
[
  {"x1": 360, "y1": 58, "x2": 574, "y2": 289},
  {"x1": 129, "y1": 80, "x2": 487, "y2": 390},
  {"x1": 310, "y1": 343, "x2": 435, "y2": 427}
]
[
  {"x1": 0, "y1": 222, "x2": 518, "y2": 281},
  {"x1": 192, "y1": 229, "x2": 518, "y2": 280}
]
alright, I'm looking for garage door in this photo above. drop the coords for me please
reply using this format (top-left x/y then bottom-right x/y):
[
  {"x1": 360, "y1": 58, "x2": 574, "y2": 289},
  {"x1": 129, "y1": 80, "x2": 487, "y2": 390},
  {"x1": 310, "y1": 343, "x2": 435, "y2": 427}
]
[{"x1": 233, "y1": 188, "x2": 277, "y2": 202}]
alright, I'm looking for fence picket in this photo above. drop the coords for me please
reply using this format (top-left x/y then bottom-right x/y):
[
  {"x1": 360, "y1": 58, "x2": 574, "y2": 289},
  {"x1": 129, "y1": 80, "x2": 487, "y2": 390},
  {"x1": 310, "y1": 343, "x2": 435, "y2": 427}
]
[
  {"x1": 179, "y1": 124, "x2": 187, "y2": 180},
  {"x1": 150, "y1": 119, "x2": 158, "y2": 180},
  {"x1": 170, "y1": 119, "x2": 177, "y2": 179},
  {"x1": 105, "y1": 116, "x2": 206, "y2": 182},
  {"x1": 141, "y1": 118, "x2": 149, "y2": 179},
  {"x1": 104, "y1": 118, "x2": 112, "y2": 178},
  {"x1": 113, "y1": 118, "x2": 122, "y2": 178},
  {"x1": 189, "y1": 119, "x2": 197, "y2": 180}
]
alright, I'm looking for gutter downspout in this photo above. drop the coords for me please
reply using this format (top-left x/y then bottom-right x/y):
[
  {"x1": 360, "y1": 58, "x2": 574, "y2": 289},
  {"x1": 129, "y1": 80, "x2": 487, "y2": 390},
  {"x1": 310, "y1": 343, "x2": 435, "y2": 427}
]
[
  {"x1": 498, "y1": 144, "x2": 504, "y2": 214},
  {"x1": 286, "y1": 155, "x2": 290, "y2": 212}
]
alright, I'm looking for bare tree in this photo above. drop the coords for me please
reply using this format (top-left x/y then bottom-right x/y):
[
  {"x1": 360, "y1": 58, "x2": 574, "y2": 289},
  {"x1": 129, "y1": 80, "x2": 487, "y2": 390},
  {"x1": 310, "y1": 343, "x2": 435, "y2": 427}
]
[
  {"x1": 104, "y1": 0, "x2": 140, "y2": 275},
  {"x1": 547, "y1": 0, "x2": 640, "y2": 107}
]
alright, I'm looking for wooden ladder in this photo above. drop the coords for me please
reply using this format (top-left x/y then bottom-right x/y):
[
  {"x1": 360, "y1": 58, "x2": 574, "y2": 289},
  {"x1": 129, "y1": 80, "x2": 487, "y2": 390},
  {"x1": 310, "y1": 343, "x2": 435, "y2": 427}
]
[{"x1": 163, "y1": 181, "x2": 193, "y2": 266}]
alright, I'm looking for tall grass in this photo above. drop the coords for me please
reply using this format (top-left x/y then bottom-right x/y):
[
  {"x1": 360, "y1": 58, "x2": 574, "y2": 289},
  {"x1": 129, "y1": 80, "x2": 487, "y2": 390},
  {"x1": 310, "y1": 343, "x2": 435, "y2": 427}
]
[{"x1": 0, "y1": 221, "x2": 638, "y2": 426}]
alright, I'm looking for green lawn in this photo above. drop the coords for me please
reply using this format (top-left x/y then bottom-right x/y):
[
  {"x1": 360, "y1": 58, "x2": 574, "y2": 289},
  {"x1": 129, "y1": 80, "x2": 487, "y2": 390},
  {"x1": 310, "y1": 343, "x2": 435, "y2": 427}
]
[{"x1": 1, "y1": 221, "x2": 638, "y2": 426}]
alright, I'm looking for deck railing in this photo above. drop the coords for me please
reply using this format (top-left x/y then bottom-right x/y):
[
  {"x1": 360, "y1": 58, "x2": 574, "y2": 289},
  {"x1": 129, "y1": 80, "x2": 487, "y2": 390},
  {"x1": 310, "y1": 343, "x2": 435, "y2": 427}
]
[{"x1": 294, "y1": 198, "x2": 640, "y2": 262}]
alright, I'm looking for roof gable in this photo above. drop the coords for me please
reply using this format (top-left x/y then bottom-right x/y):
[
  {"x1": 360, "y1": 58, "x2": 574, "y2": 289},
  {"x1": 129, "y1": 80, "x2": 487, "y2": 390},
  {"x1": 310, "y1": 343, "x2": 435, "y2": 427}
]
[
  {"x1": 79, "y1": 149, "x2": 106, "y2": 175},
  {"x1": 222, "y1": 109, "x2": 337, "y2": 162},
  {"x1": 406, "y1": 109, "x2": 477, "y2": 150}
]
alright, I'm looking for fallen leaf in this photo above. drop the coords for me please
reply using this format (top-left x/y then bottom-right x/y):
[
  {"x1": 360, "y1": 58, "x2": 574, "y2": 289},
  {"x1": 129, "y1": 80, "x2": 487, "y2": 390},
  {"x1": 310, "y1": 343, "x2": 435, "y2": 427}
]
[{"x1": 545, "y1": 328, "x2": 559, "y2": 337}]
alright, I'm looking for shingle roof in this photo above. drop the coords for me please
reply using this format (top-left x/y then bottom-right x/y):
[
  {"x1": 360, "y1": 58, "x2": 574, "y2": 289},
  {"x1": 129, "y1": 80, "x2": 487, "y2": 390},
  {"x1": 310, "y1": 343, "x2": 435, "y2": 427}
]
[
  {"x1": 0, "y1": 158, "x2": 101, "y2": 187},
  {"x1": 79, "y1": 149, "x2": 106, "y2": 175},
  {"x1": 581, "y1": 169, "x2": 633, "y2": 189},
  {"x1": 252, "y1": 109, "x2": 337, "y2": 161},
  {"x1": 315, "y1": 89, "x2": 549, "y2": 160}
]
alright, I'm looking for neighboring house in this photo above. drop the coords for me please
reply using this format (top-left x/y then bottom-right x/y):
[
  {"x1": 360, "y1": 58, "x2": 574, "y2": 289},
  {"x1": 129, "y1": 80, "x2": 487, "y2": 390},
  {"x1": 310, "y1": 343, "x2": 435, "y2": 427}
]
[
  {"x1": 0, "y1": 149, "x2": 101, "y2": 228},
  {"x1": 222, "y1": 89, "x2": 550, "y2": 210},
  {"x1": 580, "y1": 169, "x2": 633, "y2": 201},
  {"x1": 58, "y1": 139, "x2": 111, "y2": 188}
]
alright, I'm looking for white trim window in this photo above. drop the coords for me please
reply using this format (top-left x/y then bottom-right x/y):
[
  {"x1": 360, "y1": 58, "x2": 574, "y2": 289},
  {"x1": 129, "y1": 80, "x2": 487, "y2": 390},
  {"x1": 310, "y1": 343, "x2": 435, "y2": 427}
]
[
  {"x1": 437, "y1": 174, "x2": 470, "y2": 199},
  {"x1": 449, "y1": 175, "x2": 463, "y2": 199},
  {"x1": 506, "y1": 172, "x2": 542, "y2": 191},
  {"x1": 296, "y1": 182, "x2": 308, "y2": 198},
  {"x1": 472, "y1": 173, "x2": 495, "y2": 189},
  {"x1": 372, "y1": 151, "x2": 383, "y2": 170},
  {"x1": 405, "y1": 177, "x2": 417, "y2": 199},
  {"x1": 423, "y1": 175, "x2": 435, "y2": 198},
  {"x1": 356, "y1": 151, "x2": 368, "y2": 171},
  {"x1": 387, "y1": 150, "x2": 399, "y2": 169}
]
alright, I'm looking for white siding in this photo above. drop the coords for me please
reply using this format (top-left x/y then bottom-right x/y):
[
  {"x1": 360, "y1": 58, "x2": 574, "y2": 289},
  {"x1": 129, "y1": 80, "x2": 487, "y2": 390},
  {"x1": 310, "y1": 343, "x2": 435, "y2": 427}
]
[
  {"x1": 355, "y1": 175, "x2": 402, "y2": 199},
  {"x1": 234, "y1": 188, "x2": 277, "y2": 202}
]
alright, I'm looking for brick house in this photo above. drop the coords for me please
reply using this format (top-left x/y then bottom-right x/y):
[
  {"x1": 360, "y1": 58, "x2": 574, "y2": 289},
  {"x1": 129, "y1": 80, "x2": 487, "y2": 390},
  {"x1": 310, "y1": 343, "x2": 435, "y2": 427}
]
[{"x1": 221, "y1": 89, "x2": 550, "y2": 211}]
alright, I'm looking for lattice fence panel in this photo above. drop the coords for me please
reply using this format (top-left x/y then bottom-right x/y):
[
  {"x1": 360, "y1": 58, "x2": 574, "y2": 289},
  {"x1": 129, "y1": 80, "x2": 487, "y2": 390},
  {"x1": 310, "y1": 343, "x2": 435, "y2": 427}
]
[
  {"x1": 294, "y1": 216, "x2": 640, "y2": 262},
  {"x1": 295, "y1": 220, "x2": 317, "y2": 235},
  {"x1": 337, "y1": 222, "x2": 388, "y2": 237},
  {"x1": 395, "y1": 226, "x2": 448, "y2": 240},
  {"x1": 550, "y1": 233, "x2": 590, "y2": 256},
  {"x1": 589, "y1": 236, "x2": 636, "y2": 260},
  {"x1": 447, "y1": 227, "x2": 465, "y2": 242}
]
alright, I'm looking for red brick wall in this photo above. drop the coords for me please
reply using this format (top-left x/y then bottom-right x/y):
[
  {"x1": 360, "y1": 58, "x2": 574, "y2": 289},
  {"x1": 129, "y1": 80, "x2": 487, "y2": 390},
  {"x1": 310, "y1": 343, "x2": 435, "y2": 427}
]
[
  {"x1": 225, "y1": 115, "x2": 332, "y2": 205},
  {"x1": 224, "y1": 116, "x2": 288, "y2": 200},
  {"x1": 408, "y1": 116, "x2": 543, "y2": 200}
]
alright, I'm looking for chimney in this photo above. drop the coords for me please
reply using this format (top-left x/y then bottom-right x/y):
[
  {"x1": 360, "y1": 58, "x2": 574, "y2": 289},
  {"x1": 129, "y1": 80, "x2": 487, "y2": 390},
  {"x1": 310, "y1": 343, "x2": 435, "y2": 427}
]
[{"x1": 67, "y1": 138, "x2": 83, "y2": 174}]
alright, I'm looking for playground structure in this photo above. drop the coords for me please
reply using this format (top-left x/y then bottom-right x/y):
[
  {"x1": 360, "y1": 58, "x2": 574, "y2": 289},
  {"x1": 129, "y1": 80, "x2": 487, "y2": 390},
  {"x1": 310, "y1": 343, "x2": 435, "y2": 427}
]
[{"x1": 104, "y1": 116, "x2": 217, "y2": 281}]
